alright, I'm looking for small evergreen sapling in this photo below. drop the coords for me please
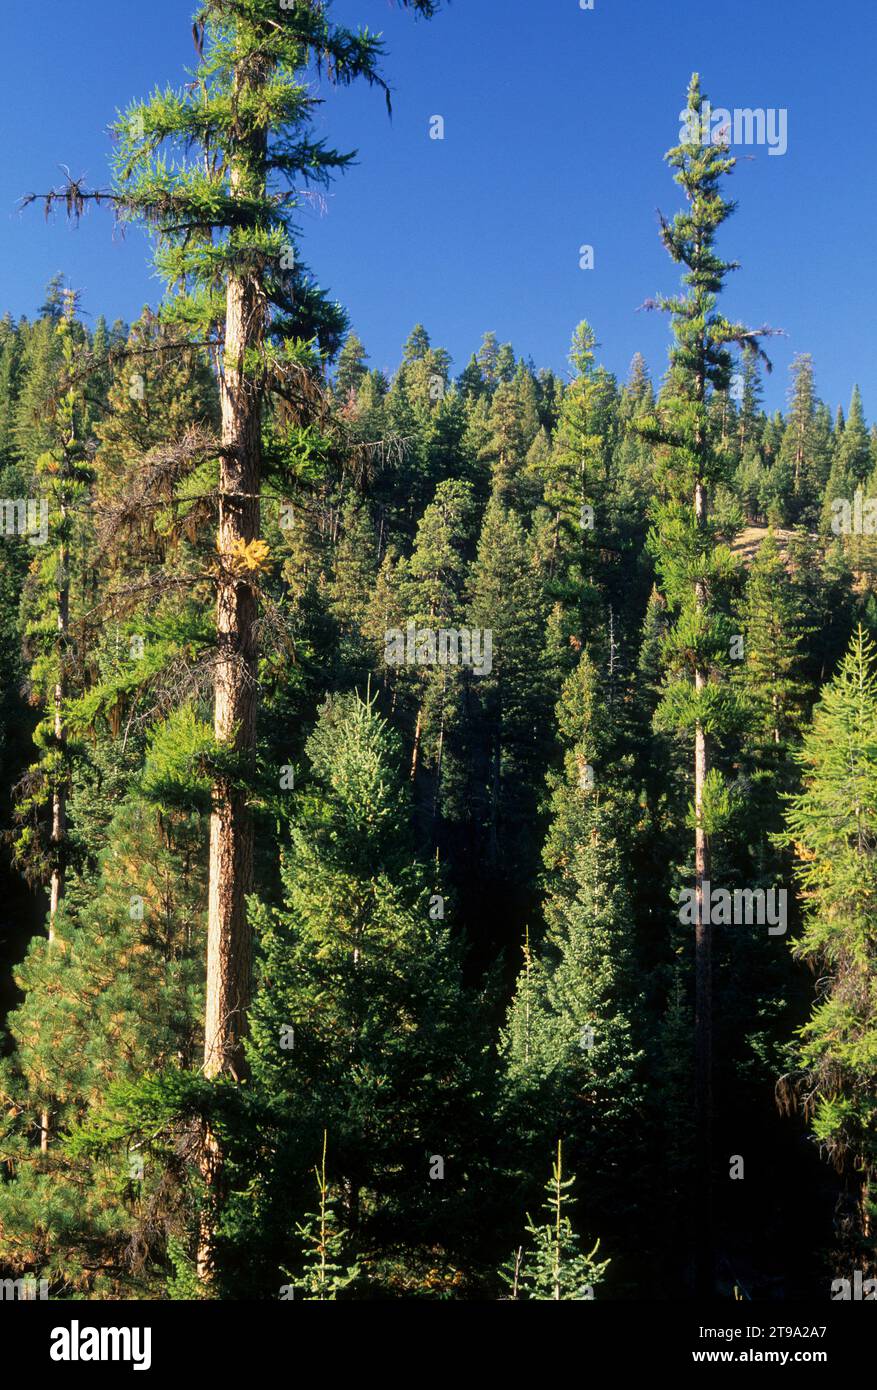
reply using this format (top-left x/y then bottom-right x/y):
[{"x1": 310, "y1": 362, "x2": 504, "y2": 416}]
[
  {"x1": 501, "y1": 1142, "x2": 608, "y2": 1301},
  {"x1": 286, "y1": 1133, "x2": 360, "y2": 1301}
]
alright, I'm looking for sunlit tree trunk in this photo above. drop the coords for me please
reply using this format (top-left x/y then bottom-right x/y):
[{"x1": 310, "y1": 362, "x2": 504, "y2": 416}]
[
  {"x1": 203, "y1": 117, "x2": 266, "y2": 1084},
  {"x1": 40, "y1": 516, "x2": 69, "y2": 1154}
]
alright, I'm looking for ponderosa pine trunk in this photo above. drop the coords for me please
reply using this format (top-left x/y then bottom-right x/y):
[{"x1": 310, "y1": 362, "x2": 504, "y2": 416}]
[
  {"x1": 203, "y1": 283, "x2": 261, "y2": 1080},
  {"x1": 199, "y1": 129, "x2": 266, "y2": 1277},
  {"x1": 203, "y1": 113, "x2": 267, "y2": 1082}
]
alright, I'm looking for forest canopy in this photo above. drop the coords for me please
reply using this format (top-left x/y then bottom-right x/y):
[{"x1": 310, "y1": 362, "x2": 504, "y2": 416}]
[{"x1": 0, "y1": 0, "x2": 874, "y2": 1309}]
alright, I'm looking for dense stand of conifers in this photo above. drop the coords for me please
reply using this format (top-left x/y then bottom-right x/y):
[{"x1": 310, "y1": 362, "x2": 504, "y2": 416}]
[{"x1": 0, "y1": 6, "x2": 874, "y2": 1300}]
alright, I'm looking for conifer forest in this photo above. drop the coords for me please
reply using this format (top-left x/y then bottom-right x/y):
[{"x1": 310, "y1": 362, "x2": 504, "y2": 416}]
[{"x1": 0, "y1": 0, "x2": 875, "y2": 1341}]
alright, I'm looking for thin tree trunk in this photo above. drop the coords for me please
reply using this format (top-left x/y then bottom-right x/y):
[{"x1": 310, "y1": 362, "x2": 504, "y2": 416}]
[
  {"x1": 692, "y1": 337, "x2": 713, "y2": 1296},
  {"x1": 41, "y1": 519, "x2": 69, "y2": 1154},
  {"x1": 694, "y1": 476, "x2": 713, "y2": 1298},
  {"x1": 489, "y1": 730, "x2": 501, "y2": 866},
  {"x1": 431, "y1": 668, "x2": 447, "y2": 835},
  {"x1": 410, "y1": 704, "x2": 422, "y2": 784},
  {"x1": 48, "y1": 532, "x2": 68, "y2": 931}
]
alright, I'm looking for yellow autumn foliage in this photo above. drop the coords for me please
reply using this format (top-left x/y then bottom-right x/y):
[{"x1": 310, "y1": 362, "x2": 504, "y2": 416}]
[{"x1": 222, "y1": 537, "x2": 272, "y2": 575}]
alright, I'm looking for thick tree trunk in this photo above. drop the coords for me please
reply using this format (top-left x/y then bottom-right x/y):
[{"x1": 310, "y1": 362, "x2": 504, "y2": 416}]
[
  {"x1": 203, "y1": 261, "x2": 262, "y2": 1082},
  {"x1": 202, "y1": 62, "x2": 268, "y2": 1083},
  {"x1": 198, "y1": 89, "x2": 267, "y2": 1276}
]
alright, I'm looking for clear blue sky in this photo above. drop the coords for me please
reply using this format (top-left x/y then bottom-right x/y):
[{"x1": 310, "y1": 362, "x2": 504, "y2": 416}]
[{"x1": 0, "y1": 0, "x2": 874, "y2": 416}]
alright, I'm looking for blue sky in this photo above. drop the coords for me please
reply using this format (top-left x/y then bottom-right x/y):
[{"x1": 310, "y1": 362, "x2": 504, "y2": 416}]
[{"x1": 0, "y1": 0, "x2": 874, "y2": 416}]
